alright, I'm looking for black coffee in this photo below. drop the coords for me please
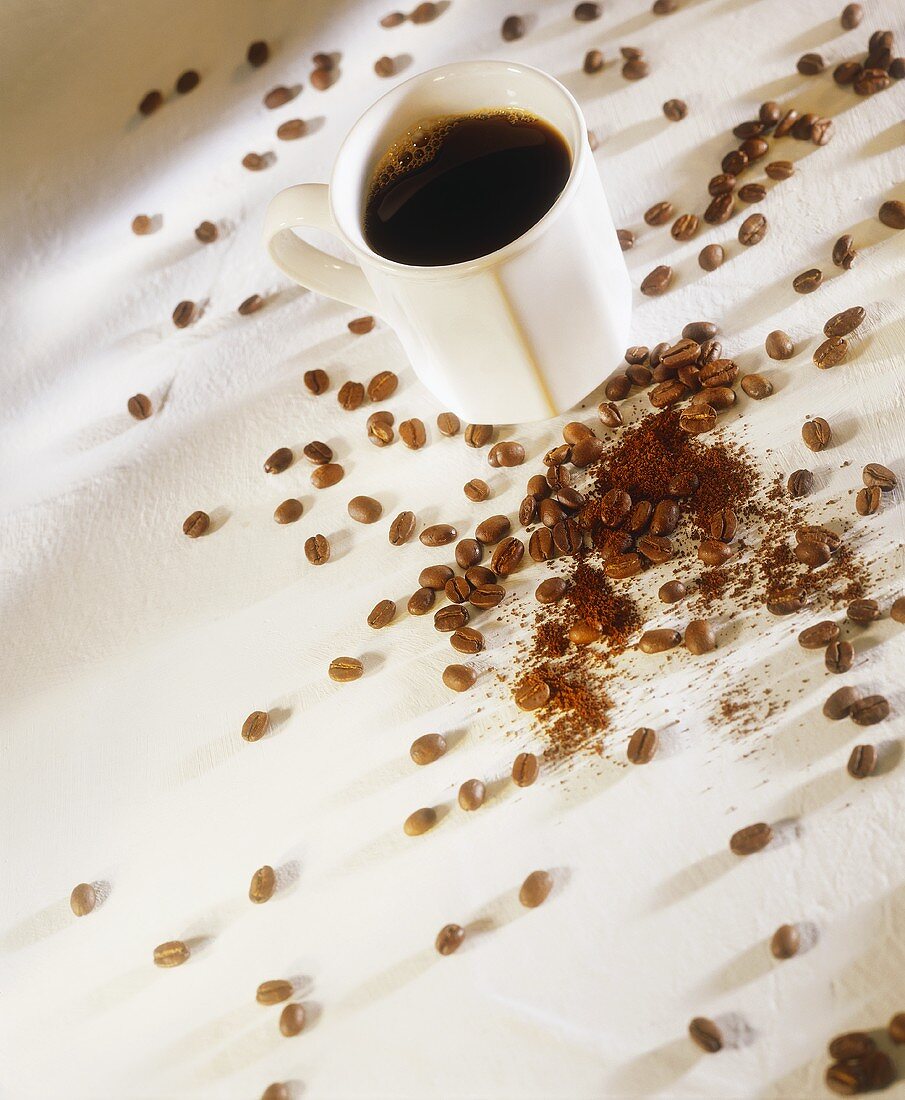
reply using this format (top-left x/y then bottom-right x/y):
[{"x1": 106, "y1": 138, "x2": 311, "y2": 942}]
[{"x1": 363, "y1": 109, "x2": 572, "y2": 267}]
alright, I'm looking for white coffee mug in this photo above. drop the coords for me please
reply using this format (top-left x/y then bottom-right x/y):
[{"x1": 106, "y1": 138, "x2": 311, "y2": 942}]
[{"x1": 263, "y1": 60, "x2": 631, "y2": 423}]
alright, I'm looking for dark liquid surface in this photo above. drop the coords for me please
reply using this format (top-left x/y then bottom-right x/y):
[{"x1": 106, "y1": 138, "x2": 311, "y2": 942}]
[{"x1": 363, "y1": 110, "x2": 572, "y2": 267}]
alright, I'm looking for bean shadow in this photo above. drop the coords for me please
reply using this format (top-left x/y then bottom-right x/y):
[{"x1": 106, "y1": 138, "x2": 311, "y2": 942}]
[
  {"x1": 602, "y1": 1036, "x2": 699, "y2": 1097},
  {"x1": 0, "y1": 899, "x2": 72, "y2": 952},
  {"x1": 340, "y1": 947, "x2": 435, "y2": 1014}
]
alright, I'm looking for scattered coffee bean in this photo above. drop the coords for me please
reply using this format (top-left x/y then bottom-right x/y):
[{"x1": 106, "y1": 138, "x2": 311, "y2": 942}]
[
  {"x1": 575, "y1": 3, "x2": 602, "y2": 21},
  {"x1": 126, "y1": 392, "x2": 153, "y2": 421},
  {"x1": 471, "y1": 583, "x2": 506, "y2": 609},
  {"x1": 623, "y1": 57, "x2": 650, "y2": 80},
  {"x1": 738, "y1": 212, "x2": 768, "y2": 245},
  {"x1": 832, "y1": 234, "x2": 857, "y2": 269},
  {"x1": 825, "y1": 1062, "x2": 867, "y2": 1095},
  {"x1": 879, "y1": 199, "x2": 905, "y2": 229},
  {"x1": 263, "y1": 447, "x2": 292, "y2": 475},
  {"x1": 279, "y1": 1004, "x2": 306, "y2": 1037},
  {"x1": 850, "y1": 694, "x2": 889, "y2": 725},
  {"x1": 888, "y1": 1013, "x2": 905, "y2": 1043},
  {"x1": 455, "y1": 540, "x2": 483, "y2": 571},
  {"x1": 488, "y1": 441, "x2": 525, "y2": 468},
  {"x1": 154, "y1": 940, "x2": 190, "y2": 968},
  {"x1": 303, "y1": 368, "x2": 329, "y2": 395},
  {"x1": 263, "y1": 84, "x2": 295, "y2": 109},
  {"x1": 617, "y1": 228, "x2": 635, "y2": 251},
  {"x1": 464, "y1": 424, "x2": 494, "y2": 448},
  {"x1": 685, "y1": 619, "x2": 716, "y2": 655},
  {"x1": 848, "y1": 598, "x2": 882, "y2": 624},
  {"x1": 569, "y1": 620, "x2": 602, "y2": 646},
  {"x1": 536, "y1": 577, "x2": 569, "y2": 604},
  {"x1": 437, "y1": 412, "x2": 460, "y2": 437},
  {"x1": 138, "y1": 90, "x2": 163, "y2": 116},
  {"x1": 249, "y1": 865, "x2": 276, "y2": 903},
  {"x1": 242, "y1": 153, "x2": 271, "y2": 171},
  {"x1": 813, "y1": 336, "x2": 848, "y2": 370},
  {"x1": 833, "y1": 60, "x2": 862, "y2": 85},
  {"x1": 830, "y1": 1033, "x2": 876, "y2": 1061},
  {"x1": 131, "y1": 214, "x2": 154, "y2": 235},
  {"x1": 384, "y1": 511, "x2": 415, "y2": 547},
  {"x1": 841, "y1": 3, "x2": 863, "y2": 28},
  {"x1": 863, "y1": 462, "x2": 897, "y2": 491},
  {"x1": 650, "y1": 499, "x2": 679, "y2": 536},
  {"x1": 639, "y1": 628, "x2": 682, "y2": 654},
  {"x1": 172, "y1": 300, "x2": 198, "y2": 328},
  {"x1": 741, "y1": 373, "x2": 773, "y2": 399},
  {"x1": 443, "y1": 664, "x2": 477, "y2": 692},
  {"x1": 374, "y1": 55, "x2": 397, "y2": 77},
  {"x1": 435, "y1": 923, "x2": 465, "y2": 955},
  {"x1": 472, "y1": 515, "x2": 509, "y2": 546},
  {"x1": 491, "y1": 536, "x2": 525, "y2": 576},
  {"x1": 799, "y1": 621, "x2": 840, "y2": 649},
  {"x1": 671, "y1": 214, "x2": 700, "y2": 241},
  {"x1": 848, "y1": 743, "x2": 878, "y2": 779},
  {"x1": 823, "y1": 686, "x2": 860, "y2": 719},
  {"x1": 257, "y1": 979, "x2": 293, "y2": 1005},
  {"x1": 765, "y1": 330, "x2": 794, "y2": 360},
  {"x1": 774, "y1": 108, "x2": 799, "y2": 137},
  {"x1": 802, "y1": 418, "x2": 831, "y2": 451},
  {"x1": 795, "y1": 539, "x2": 832, "y2": 569},
  {"x1": 658, "y1": 580, "x2": 687, "y2": 603},
  {"x1": 421, "y1": 524, "x2": 457, "y2": 547},
  {"x1": 277, "y1": 118, "x2": 310, "y2": 141},
  {"x1": 464, "y1": 478, "x2": 490, "y2": 503},
  {"x1": 515, "y1": 678, "x2": 551, "y2": 711},
  {"x1": 411, "y1": 1, "x2": 441, "y2": 22},
  {"x1": 627, "y1": 727, "x2": 658, "y2": 764},
  {"x1": 271, "y1": 498, "x2": 303, "y2": 526},
  {"x1": 400, "y1": 418, "x2": 427, "y2": 449},
  {"x1": 367, "y1": 599, "x2": 396, "y2": 629},
  {"x1": 183, "y1": 510, "x2": 210, "y2": 538},
  {"x1": 305, "y1": 533, "x2": 330, "y2": 565},
  {"x1": 328, "y1": 656, "x2": 363, "y2": 683},
  {"x1": 825, "y1": 639, "x2": 854, "y2": 674},
  {"x1": 738, "y1": 183, "x2": 767, "y2": 203},
  {"x1": 641, "y1": 266, "x2": 673, "y2": 296},
  {"x1": 765, "y1": 160, "x2": 794, "y2": 180},
  {"x1": 730, "y1": 821, "x2": 773, "y2": 855},
  {"x1": 698, "y1": 244, "x2": 725, "y2": 271},
  {"x1": 605, "y1": 374, "x2": 632, "y2": 401},
  {"x1": 238, "y1": 294, "x2": 265, "y2": 316},
  {"x1": 698, "y1": 539, "x2": 734, "y2": 566},
  {"x1": 349, "y1": 495, "x2": 382, "y2": 525},
  {"x1": 771, "y1": 924, "x2": 800, "y2": 959},
  {"x1": 519, "y1": 870, "x2": 553, "y2": 907},
  {"x1": 338, "y1": 381, "x2": 365, "y2": 410},
  {"x1": 512, "y1": 751, "x2": 540, "y2": 787},
  {"x1": 797, "y1": 52, "x2": 825, "y2": 75},
  {"x1": 247, "y1": 40, "x2": 270, "y2": 66},
  {"x1": 855, "y1": 68, "x2": 892, "y2": 95},
  {"x1": 766, "y1": 587, "x2": 812, "y2": 615},
  {"x1": 403, "y1": 806, "x2": 439, "y2": 837},
  {"x1": 70, "y1": 883, "x2": 96, "y2": 916},
  {"x1": 787, "y1": 469, "x2": 814, "y2": 498},
  {"x1": 663, "y1": 98, "x2": 687, "y2": 121},
  {"x1": 366, "y1": 371, "x2": 397, "y2": 403},
  {"x1": 407, "y1": 587, "x2": 435, "y2": 616},
  {"x1": 891, "y1": 597, "x2": 905, "y2": 623},
  {"x1": 445, "y1": 576, "x2": 472, "y2": 604},
  {"x1": 420, "y1": 565, "x2": 454, "y2": 590},
  {"x1": 824, "y1": 306, "x2": 865, "y2": 337},
  {"x1": 645, "y1": 201, "x2": 674, "y2": 226},
  {"x1": 410, "y1": 733, "x2": 447, "y2": 765},
  {"x1": 689, "y1": 1017, "x2": 723, "y2": 1053},
  {"x1": 793, "y1": 268, "x2": 823, "y2": 294},
  {"x1": 856, "y1": 485, "x2": 881, "y2": 515},
  {"x1": 458, "y1": 779, "x2": 486, "y2": 810},
  {"x1": 584, "y1": 49, "x2": 605, "y2": 74},
  {"x1": 311, "y1": 462, "x2": 344, "y2": 489},
  {"x1": 310, "y1": 68, "x2": 333, "y2": 91}
]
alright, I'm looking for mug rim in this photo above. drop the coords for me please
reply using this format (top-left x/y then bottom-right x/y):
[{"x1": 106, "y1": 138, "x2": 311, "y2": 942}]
[{"x1": 329, "y1": 60, "x2": 588, "y2": 279}]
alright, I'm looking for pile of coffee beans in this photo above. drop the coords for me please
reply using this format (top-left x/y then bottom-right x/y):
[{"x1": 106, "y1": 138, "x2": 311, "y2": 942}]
[{"x1": 824, "y1": 1024, "x2": 902, "y2": 1094}]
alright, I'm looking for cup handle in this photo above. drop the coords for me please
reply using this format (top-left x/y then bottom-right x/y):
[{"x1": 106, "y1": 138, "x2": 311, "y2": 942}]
[{"x1": 263, "y1": 184, "x2": 379, "y2": 313}]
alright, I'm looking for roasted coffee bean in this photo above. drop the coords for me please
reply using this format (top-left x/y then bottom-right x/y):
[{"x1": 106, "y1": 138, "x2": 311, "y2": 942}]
[
  {"x1": 741, "y1": 136, "x2": 769, "y2": 161},
  {"x1": 574, "y1": 1, "x2": 601, "y2": 18},
  {"x1": 536, "y1": 577, "x2": 568, "y2": 605},
  {"x1": 676, "y1": 364, "x2": 700, "y2": 390},
  {"x1": 833, "y1": 60, "x2": 862, "y2": 85},
  {"x1": 385, "y1": 510, "x2": 415, "y2": 546},
  {"x1": 797, "y1": 52, "x2": 825, "y2": 75},
  {"x1": 584, "y1": 48, "x2": 605, "y2": 73},
  {"x1": 300, "y1": 440, "x2": 330, "y2": 466},
  {"x1": 663, "y1": 98, "x2": 688, "y2": 121},
  {"x1": 637, "y1": 535, "x2": 673, "y2": 563},
  {"x1": 650, "y1": 499, "x2": 679, "y2": 536},
  {"x1": 813, "y1": 336, "x2": 848, "y2": 369},
  {"x1": 410, "y1": 1, "x2": 441, "y2": 21},
  {"x1": 794, "y1": 540, "x2": 831, "y2": 568},
  {"x1": 304, "y1": 533, "x2": 330, "y2": 565},
  {"x1": 765, "y1": 330, "x2": 794, "y2": 360},
  {"x1": 569, "y1": 620, "x2": 602, "y2": 646},
  {"x1": 700, "y1": 358, "x2": 738, "y2": 387},
  {"x1": 855, "y1": 67, "x2": 891, "y2": 94},
  {"x1": 329, "y1": 656, "x2": 363, "y2": 683},
  {"x1": 279, "y1": 1004, "x2": 307, "y2": 1037},
  {"x1": 679, "y1": 404, "x2": 716, "y2": 434},
  {"x1": 418, "y1": 565, "x2": 452, "y2": 592},
  {"x1": 605, "y1": 373, "x2": 632, "y2": 401},
  {"x1": 172, "y1": 300, "x2": 198, "y2": 328},
  {"x1": 638, "y1": 628, "x2": 681, "y2": 654},
  {"x1": 338, "y1": 381, "x2": 365, "y2": 410},
  {"x1": 346, "y1": 315, "x2": 375, "y2": 336},
  {"x1": 410, "y1": 733, "x2": 447, "y2": 765},
  {"x1": 238, "y1": 294, "x2": 265, "y2": 316},
  {"x1": 366, "y1": 370, "x2": 397, "y2": 402},
  {"x1": 627, "y1": 500, "x2": 653, "y2": 534},
  {"x1": 622, "y1": 57, "x2": 649, "y2": 80},
  {"x1": 652, "y1": 0, "x2": 677, "y2": 11},
  {"x1": 455, "y1": 539, "x2": 483, "y2": 569},
  {"x1": 463, "y1": 480, "x2": 492, "y2": 506},
  {"x1": 519, "y1": 870, "x2": 553, "y2": 908},
  {"x1": 512, "y1": 751, "x2": 540, "y2": 786},
  {"x1": 688, "y1": 1017, "x2": 723, "y2": 1053},
  {"x1": 640, "y1": 266, "x2": 673, "y2": 296},
  {"x1": 311, "y1": 461, "x2": 345, "y2": 489},
  {"x1": 138, "y1": 89, "x2": 164, "y2": 116},
  {"x1": 596, "y1": 403, "x2": 622, "y2": 437},
  {"x1": 257, "y1": 979, "x2": 294, "y2": 1005},
  {"x1": 515, "y1": 677, "x2": 551, "y2": 711},
  {"x1": 184, "y1": 507, "x2": 210, "y2": 536},
  {"x1": 671, "y1": 214, "x2": 699, "y2": 241},
  {"x1": 730, "y1": 821, "x2": 773, "y2": 855},
  {"x1": 685, "y1": 619, "x2": 716, "y2": 655},
  {"x1": 264, "y1": 84, "x2": 295, "y2": 109},
  {"x1": 466, "y1": 563, "x2": 496, "y2": 585},
  {"x1": 488, "y1": 440, "x2": 525, "y2": 469},
  {"x1": 133, "y1": 213, "x2": 157, "y2": 236},
  {"x1": 759, "y1": 100, "x2": 782, "y2": 125},
  {"x1": 604, "y1": 553, "x2": 643, "y2": 579},
  {"x1": 708, "y1": 173, "x2": 736, "y2": 196},
  {"x1": 733, "y1": 119, "x2": 764, "y2": 140},
  {"x1": 249, "y1": 865, "x2": 276, "y2": 903},
  {"x1": 863, "y1": 1052, "x2": 896, "y2": 1090},
  {"x1": 626, "y1": 726, "x2": 658, "y2": 764},
  {"x1": 518, "y1": 496, "x2": 539, "y2": 526},
  {"x1": 771, "y1": 924, "x2": 800, "y2": 959},
  {"x1": 434, "y1": 411, "x2": 460, "y2": 438},
  {"x1": 825, "y1": 639, "x2": 854, "y2": 674},
  {"x1": 374, "y1": 56, "x2": 397, "y2": 77},
  {"x1": 400, "y1": 418, "x2": 427, "y2": 449},
  {"x1": 848, "y1": 598, "x2": 882, "y2": 624},
  {"x1": 528, "y1": 527, "x2": 555, "y2": 561},
  {"x1": 797, "y1": 523, "x2": 841, "y2": 549},
  {"x1": 840, "y1": 2, "x2": 863, "y2": 28},
  {"x1": 825, "y1": 1062, "x2": 867, "y2": 1096},
  {"x1": 571, "y1": 437, "x2": 604, "y2": 467},
  {"x1": 445, "y1": 576, "x2": 473, "y2": 603},
  {"x1": 277, "y1": 119, "x2": 309, "y2": 141},
  {"x1": 435, "y1": 923, "x2": 465, "y2": 955},
  {"x1": 420, "y1": 524, "x2": 457, "y2": 546},
  {"x1": 596, "y1": 488, "x2": 631, "y2": 528},
  {"x1": 823, "y1": 686, "x2": 860, "y2": 719},
  {"x1": 127, "y1": 392, "x2": 153, "y2": 421},
  {"x1": 799, "y1": 620, "x2": 840, "y2": 649},
  {"x1": 70, "y1": 883, "x2": 96, "y2": 916},
  {"x1": 832, "y1": 234, "x2": 857, "y2": 269},
  {"x1": 879, "y1": 199, "x2": 905, "y2": 229},
  {"x1": 847, "y1": 743, "x2": 878, "y2": 779},
  {"x1": 649, "y1": 379, "x2": 688, "y2": 408},
  {"x1": 624, "y1": 346, "x2": 649, "y2": 367},
  {"x1": 367, "y1": 599, "x2": 396, "y2": 629},
  {"x1": 491, "y1": 536, "x2": 525, "y2": 576},
  {"x1": 862, "y1": 462, "x2": 896, "y2": 491},
  {"x1": 658, "y1": 580, "x2": 687, "y2": 603},
  {"x1": 617, "y1": 228, "x2": 635, "y2": 251},
  {"x1": 698, "y1": 244, "x2": 725, "y2": 271},
  {"x1": 402, "y1": 805, "x2": 439, "y2": 836},
  {"x1": 303, "y1": 368, "x2": 329, "y2": 394},
  {"x1": 452, "y1": 627, "x2": 485, "y2": 655},
  {"x1": 434, "y1": 604, "x2": 469, "y2": 632},
  {"x1": 240, "y1": 710, "x2": 269, "y2": 746},
  {"x1": 464, "y1": 423, "x2": 494, "y2": 448},
  {"x1": 856, "y1": 485, "x2": 882, "y2": 515},
  {"x1": 552, "y1": 519, "x2": 582, "y2": 555},
  {"x1": 247, "y1": 40, "x2": 270, "y2": 66},
  {"x1": 830, "y1": 1033, "x2": 876, "y2": 1061},
  {"x1": 407, "y1": 587, "x2": 435, "y2": 615},
  {"x1": 704, "y1": 194, "x2": 734, "y2": 225},
  {"x1": 154, "y1": 940, "x2": 190, "y2": 968},
  {"x1": 791, "y1": 112, "x2": 817, "y2": 140},
  {"x1": 774, "y1": 108, "x2": 799, "y2": 137},
  {"x1": 681, "y1": 321, "x2": 717, "y2": 343},
  {"x1": 242, "y1": 152, "x2": 270, "y2": 172},
  {"x1": 738, "y1": 183, "x2": 766, "y2": 203},
  {"x1": 442, "y1": 663, "x2": 477, "y2": 694},
  {"x1": 793, "y1": 268, "x2": 823, "y2": 294},
  {"x1": 722, "y1": 149, "x2": 748, "y2": 175},
  {"x1": 264, "y1": 447, "x2": 293, "y2": 475},
  {"x1": 765, "y1": 160, "x2": 794, "y2": 181},
  {"x1": 766, "y1": 587, "x2": 811, "y2": 615},
  {"x1": 626, "y1": 363, "x2": 653, "y2": 387},
  {"x1": 707, "y1": 507, "x2": 737, "y2": 542},
  {"x1": 802, "y1": 418, "x2": 831, "y2": 451},
  {"x1": 738, "y1": 212, "x2": 768, "y2": 245},
  {"x1": 890, "y1": 596, "x2": 905, "y2": 624},
  {"x1": 740, "y1": 373, "x2": 773, "y2": 399},
  {"x1": 888, "y1": 1012, "x2": 905, "y2": 1043},
  {"x1": 272, "y1": 498, "x2": 303, "y2": 526},
  {"x1": 824, "y1": 306, "x2": 865, "y2": 337}
]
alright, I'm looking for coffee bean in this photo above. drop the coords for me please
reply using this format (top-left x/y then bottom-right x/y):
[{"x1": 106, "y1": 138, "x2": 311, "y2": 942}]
[
  {"x1": 862, "y1": 463, "x2": 896, "y2": 492},
  {"x1": 402, "y1": 806, "x2": 439, "y2": 839},
  {"x1": 328, "y1": 656, "x2": 363, "y2": 683},
  {"x1": 490, "y1": 536, "x2": 524, "y2": 576},
  {"x1": 766, "y1": 587, "x2": 811, "y2": 615},
  {"x1": 406, "y1": 587, "x2": 435, "y2": 616},
  {"x1": 636, "y1": 535, "x2": 673, "y2": 565},
  {"x1": 841, "y1": 3, "x2": 863, "y2": 28},
  {"x1": 304, "y1": 533, "x2": 330, "y2": 566},
  {"x1": 268, "y1": 498, "x2": 302, "y2": 527},
  {"x1": 824, "y1": 306, "x2": 865, "y2": 337},
  {"x1": 337, "y1": 381, "x2": 365, "y2": 410},
  {"x1": 764, "y1": 161, "x2": 794, "y2": 182},
  {"x1": 764, "y1": 330, "x2": 794, "y2": 360},
  {"x1": 279, "y1": 1003, "x2": 306, "y2": 1037},
  {"x1": 365, "y1": 370, "x2": 397, "y2": 402},
  {"x1": 856, "y1": 485, "x2": 881, "y2": 516},
  {"x1": 698, "y1": 244, "x2": 725, "y2": 271},
  {"x1": 797, "y1": 52, "x2": 825, "y2": 75},
  {"x1": 515, "y1": 678, "x2": 551, "y2": 711},
  {"x1": 443, "y1": 664, "x2": 476, "y2": 692},
  {"x1": 709, "y1": 173, "x2": 737, "y2": 197},
  {"x1": 246, "y1": 39, "x2": 270, "y2": 67},
  {"x1": 311, "y1": 462, "x2": 344, "y2": 488},
  {"x1": 640, "y1": 266, "x2": 673, "y2": 296},
  {"x1": 488, "y1": 441, "x2": 525, "y2": 468},
  {"x1": 802, "y1": 418, "x2": 831, "y2": 451},
  {"x1": 813, "y1": 336, "x2": 848, "y2": 370},
  {"x1": 182, "y1": 509, "x2": 211, "y2": 539},
  {"x1": 263, "y1": 447, "x2": 292, "y2": 475},
  {"x1": 309, "y1": 67, "x2": 334, "y2": 90},
  {"x1": 132, "y1": 214, "x2": 158, "y2": 236},
  {"x1": 887, "y1": 596, "x2": 905, "y2": 624},
  {"x1": 652, "y1": 0, "x2": 677, "y2": 11},
  {"x1": 249, "y1": 865, "x2": 276, "y2": 903},
  {"x1": 626, "y1": 364, "x2": 653, "y2": 388},
  {"x1": 455, "y1": 539, "x2": 482, "y2": 570},
  {"x1": 173, "y1": 300, "x2": 199, "y2": 328},
  {"x1": 512, "y1": 751, "x2": 539, "y2": 786},
  {"x1": 627, "y1": 727, "x2": 658, "y2": 764},
  {"x1": 655, "y1": 580, "x2": 685, "y2": 605},
  {"x1": 409, "y1": 0, "x2": 440, "y2": 21},
  {"x1": 584, "y1": 49, "x2": 605, "y2": 73},
  {"x1": 300, "y1": 441, "x2": 330, "y2": 466},
  {"x1": 464, "y1": 424, "x2": 493, "y2": 448},
  {"x1": 888, "y1": 1012, "x2": 905, "y2": 1043},
  {"x1": 740, "y1": 373, "x2": 774, "y2": 399},
  {"x1": 435, "y1": 923, "x2": 465, "y2": 955},
  {"x1": 676, "y1": 404, "x2": 714, "y2": 436},
  {"x1": 688, "y1": 1017, "x2": 723, "y2": 1053},
  {"x1": 733, "y1": 119, "x2": 765, "y2": 139},
  {"x1": 418, "y1": 565, "x2": 451, "y2": 591},
  {"x1": 303, "y1": 368, "x2": 329, "y2": 395},
  {"x1": 855, "y1": 67, "x2": 892, "y2": 94},
  {"x1": 468, "y1": 566, "x2": 495, "y2": 586},
  {"x1": 429, "y1": 413, "x2": 459, "y2": 441},
  {"x1": 273, "y1": 118, "x2": 308, "y2": 143},
  {"x1": 536, "y1": 577, "x2": 568, "y2": 604},
  {"x1": 799, "y1": 621, "x2": 840, "y2": 649},
  {"x1": 864, "y1": 1052, "x2": 896, "y2": 1090},
  {"x1": 381, "y1": 511, "x2": 414, "y2": 549},
  {"x1": 704, "y1": 194, "x2": 734, "y2": 225},
  {"x1": 124, "y1": 391, "x2": 155, "y2": 422},
  {"x1": 685, "y1": 619, "x2": 716, "y2": 654},
  {"x1": 700, "y1": 358, "x2": 738, "y2": 387},
  {"x1": 367, "y1": 599, "x2": 396, "y2": 629},
  {"x1": 620, "y1": 46, "x2": 644, "y2": 60},
  {"x1": 603, "y1": 553, "x2": 641, "y2": 579},
  {"x1": 833, "y1": 60, "x2": 862, "y2": 85},
  {"x1": 408, "y1": 734, "x2": 448, "y2": 768},
  {"x1": 622, "y1": 58, "x2": 649, "y2": 80},
  {"x1": 138, "y1": 89, "x2": 164, "y2": 116},
  {"x1": 420, "y1": 524, "x2": 457, "y2": 546},
  {"x1": 830, "y1": 1033, "x2": 876, "y2": 1061},
  {"x1": 851, "y1": 694, "x2": 889, "y2": 725},
  {"x1": 648, "y1": 379, "x2": 688, "y2": 409},
  {"x1": 242, "y1": 152, "x2": 271, "y2": 171},
  {"x1": 528, "y1": 528, "x2": 554, "y2": 562},
  {"x1": 373, "y1": 55, "x2": 398, "y2": 77},
  {"x1": 729, "y1": 821, "x2": 773, "y2": 855},
  {"x1": 771, "y1": 924, "x2": 800, "y2": 959},
  {"x1": 738, "y1": 183, "x2": 766, "y2": 204},
  {"x1": 238, "y1": 293, "x2": 266, "y2": 317},
  {"x1": 445, "y1": 576, "x2": 472, "y2": 604},
  {"x1": 263, "y1": 84, "x2": 295, "y2": 109},
  {"x1": 832, "y1": 234, "x2": 857, "y2": 269},
  {"x1": 644, "y1": 201, "x2": 674, "y2": 227},
  {"x1": 617, "y1": 228, "x2": 635, "y2": 251},
  {"x1": 795, "y1": 539, "x2": 831, "y2": 569},
  {"x1": 797, "y1": 523, "x2": 841, "y2": 550},
  {"x1": 647, "y1": 499, "x2": 677, "y2": 537},
  {"x1": 638, "y1": 628, "x2": 681, "y2": 654},
  {"x1": 823, "y1": 686, "x2": 860, "y2": 719},
  {"x1": 773, "y1": 108, "x2": 799, "y2": 137},
  {"x1": 668, "y1": 213, "x2": 698, "y2": 241},
  {"x1": 464, "y1": 479, "x2": 490, "y2": 504},
  {"x1": 257, "y1": 979, "x2": 293, "y2": 1005},
  {"x1": 848, "y1": 741, "x2": 879, "y2": 779},
  {"x1": 663, "y1": 98, "x2": 687, "y2": 121},
  {"x1": 458, "y1": 778, "x2": 486, "y2": 810},
  {"x1": 569, "y1": 620, "x2": 602, "y2": 646},
  {"x1": 367, "y1": 419, "x2": 394, "y2": 447},
  {"x1": 738, "y1": 212, "x2": 768, "y2": 245},
  {"x1": 154, "y1": 940, "x2": 190, "y2": 967},
  {"x1": 825, "y1": 639, "x2": 854, "y2": 674},
  {"x1": 791, "y1": 112, "x2": 818, "y2": 140},
  {"x1": 793, "y1": 268, "x2": 823, "y2": 294},
  {"x1": 519, "y1": 870, "x2": 553, "y2": 907},
  {"x1": 697, "y1": 385, "x2": 738, "y2": 409},
  {"x1": 879, "y1": 199, "x2": 905, "y2": 229},
  {"x1": 397, "y1": 418, "x2": 426, "y2": 450},
  {"x1": 742, "y1": 136, "x2": 770, "y2": 161},
  {"x1": 825, "y1": 1063, "x2": 866, "y2": 1096},
  {"x1": 70, "y1": 883, "x2": 96, "y2": 916},
  {"x1": 605, "y1": 373, "x2": 632, "y2": 401}
]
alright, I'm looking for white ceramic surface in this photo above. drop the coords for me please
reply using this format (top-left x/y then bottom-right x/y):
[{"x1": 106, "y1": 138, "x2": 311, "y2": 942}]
[
  {"x1": 264, "y1": 61, "x2": 632, "y2": 422},
  {"x1": 1, "y1": 0, "x2": 904, "y2": 1098}
]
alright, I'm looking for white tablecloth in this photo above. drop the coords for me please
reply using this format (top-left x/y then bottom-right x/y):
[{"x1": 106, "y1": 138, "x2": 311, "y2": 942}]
[{"x1": 1, "y1": 0, "x2": 904, "y2": 1096}]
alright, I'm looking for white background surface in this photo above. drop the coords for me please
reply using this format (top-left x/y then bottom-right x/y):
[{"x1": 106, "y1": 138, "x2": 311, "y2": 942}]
[{"x1": 1, "y1": 0, "x2": 904, "y2": 1097}]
